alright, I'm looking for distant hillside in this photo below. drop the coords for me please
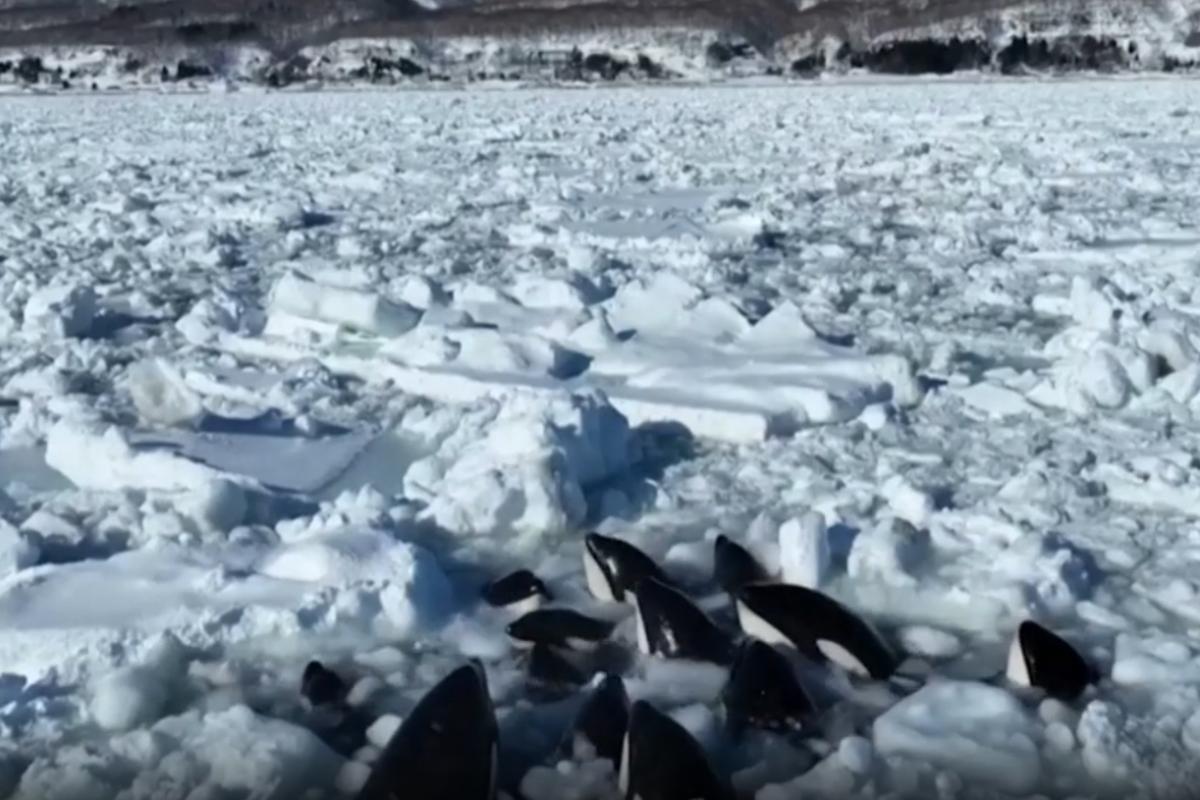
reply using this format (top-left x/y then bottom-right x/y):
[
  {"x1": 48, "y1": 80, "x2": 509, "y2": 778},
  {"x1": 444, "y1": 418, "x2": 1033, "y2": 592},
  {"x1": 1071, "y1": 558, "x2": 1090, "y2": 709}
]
[{"x1": 1, "y1": 0, "x2": 1197, "y2": 87}]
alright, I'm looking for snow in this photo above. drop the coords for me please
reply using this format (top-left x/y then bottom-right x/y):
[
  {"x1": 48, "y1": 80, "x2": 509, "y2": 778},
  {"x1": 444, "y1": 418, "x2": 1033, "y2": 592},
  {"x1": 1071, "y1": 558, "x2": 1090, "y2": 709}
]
[
  {"x1": 873, "y1": 680, "x2": 1042, "y2": 794},
  {"x1": 90, "y1": 634, "x2": 187, "y2": 731},
  {"x1": 0, "y1": 77, "x2": 1199, "y2": 799},
  {"x1": 45, "y1": 421, "x2": 232, "y2": 493}
]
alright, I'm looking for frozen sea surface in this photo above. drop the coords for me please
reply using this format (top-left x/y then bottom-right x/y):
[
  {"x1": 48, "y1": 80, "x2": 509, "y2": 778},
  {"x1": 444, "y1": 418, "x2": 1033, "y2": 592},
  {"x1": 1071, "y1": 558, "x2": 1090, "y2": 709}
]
[{"x1": 2, "y1": 79, "x2": 1200, "y2": 798}]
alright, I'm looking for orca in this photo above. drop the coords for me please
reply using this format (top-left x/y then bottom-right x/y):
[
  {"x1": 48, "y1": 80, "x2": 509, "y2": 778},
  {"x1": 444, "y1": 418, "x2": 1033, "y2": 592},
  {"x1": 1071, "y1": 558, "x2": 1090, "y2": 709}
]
[
  {"x1": 356, "y1": 661, "x2": 498, "y2": 800},
  {"x1": 632, "y1": 577, "x2": 735, "y2": 665},
  {"x1": 560, "y1": 674, "x2": 630, "y2": 767},
  {"x1": 1006, "y1": 620, "x2": 1094, "y2": 701},
  {"x1": 712, "y1": 535, "x2": 769, "y2": 595},
  {"x1": 506, "y1": 608, "x2": 616, "y2": 651},
  {"x1": 722, "y1": 639, "x2": 814, "y2": 736},
  {"x1": 619, "y1": 700, "x2": 733, "y2": 800},
  {"x1": 528, "y1": 643, "x2": 588, "y2": 693},
  {"x1": 301, "y1": 660, "x2": 346, "y2": 708},
  {"x1": 734, "y1": 583, "x2": 898, "y2": 680},
  {"x1": 583, "y1": 533, "x2": 670, "y2": 604},
  {"x1": 482, "y1": 569, "x2": 553, "y2": 615}
]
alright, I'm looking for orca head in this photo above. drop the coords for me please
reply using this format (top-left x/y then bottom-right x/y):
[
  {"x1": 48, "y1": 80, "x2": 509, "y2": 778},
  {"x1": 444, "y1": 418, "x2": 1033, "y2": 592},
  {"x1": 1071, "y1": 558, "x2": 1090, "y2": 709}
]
[
  {"x1": 506, "y1": 608, "x2": 615, "y2": 651},
  {"x1": 712, "y1": 535, "x2": 769, "y2": 595},
  {"x1": 734, "y1": 583, "x2": 898, "y2": 680},
  {"x1": 622, "y1": 700, "x2": 733, "y2": 800},
  {"x1": 482, "y1": 569, "x2": 552, "y2": 614},
  {"x1": 356, "y1": 661, "x2": 498, "y2": 800},
  {"x1": 584, "y1": 533, "x2": 667, "y2": 604},
  {"x1": 528, "y1": 643, "x2": 588, "y2": 696},
  {"x1": 301, "y1": 660, "x2": 346, "y2": 708},
  {"x1": 734, "y1": 585, "x2": 800, "y2": 651},
  {"x1": 632, "y1": 577, "x2": 734, "y2": 665},
  {"x1": 1006, "y1": 620, "x2": 1093, "y2": 701},
  {"x1": 563, "y1": 673, "x2": 630, "y2": 767},
  {"x1": 722, "y1": 639, "x2": 814, "y2": 737}
]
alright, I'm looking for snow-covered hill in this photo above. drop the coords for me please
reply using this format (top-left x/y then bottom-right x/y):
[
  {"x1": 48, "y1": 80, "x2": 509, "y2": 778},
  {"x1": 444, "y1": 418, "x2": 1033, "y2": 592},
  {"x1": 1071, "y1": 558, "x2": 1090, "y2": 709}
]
[{"x1": 0, "y1": 0, "x2": 1198, "y2": 88}]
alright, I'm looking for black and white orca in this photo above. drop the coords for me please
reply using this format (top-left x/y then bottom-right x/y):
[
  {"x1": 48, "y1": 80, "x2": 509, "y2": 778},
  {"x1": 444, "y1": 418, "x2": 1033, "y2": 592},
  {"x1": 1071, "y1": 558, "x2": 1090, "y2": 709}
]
[
  {"x1": 722, "y1": 639, "x2": 814, "y2": 736},
  {"x1": 528, "y1": 643, "x2": 588, "y2": 693},
  {"x1": 356, "y1": 661, "x2": 498, "y2": 800},
  {"x1": 734, "y1": 583, "x2": 898, "y2": 680},
  {"x1": 1006, "y1": 620, "x2": 1094, "y2": 701},
  {"x1": 632, "y1": 577, "x2": 735, "y2": 665},
  {"x1": 619, "y1": 700, "x2": 733, "y2": 800},
  {"x1": 561, "y1": 674, "x2": 630, "y2": 767},
  {"x1": 301, "y1": 660, "x2": 346, "y2": 708},
  {"x1": 712, "y1": 535, "x2": 769, "y2": 595},
  {"x1": 482, "y1": 569, "x2": 553, "y2": 615},
  {"x1": 506, "y1": 608, "x2": 616, "y2": 651},
  {"x1": 584, "y1": 533, "x2": 670, "y2": 604}
]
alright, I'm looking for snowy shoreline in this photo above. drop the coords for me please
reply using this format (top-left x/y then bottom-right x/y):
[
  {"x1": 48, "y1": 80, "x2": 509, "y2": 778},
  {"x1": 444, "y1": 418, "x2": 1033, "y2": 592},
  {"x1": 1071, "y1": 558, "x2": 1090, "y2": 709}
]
[{"x1": 2, "y1": 69, "x2": 1200, "y2": 99}]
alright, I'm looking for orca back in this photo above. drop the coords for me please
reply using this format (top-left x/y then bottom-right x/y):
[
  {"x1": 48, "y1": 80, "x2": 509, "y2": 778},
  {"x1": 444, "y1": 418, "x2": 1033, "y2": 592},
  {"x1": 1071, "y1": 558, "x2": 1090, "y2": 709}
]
[
  {"x1": 736, "y1": 583, "x2": 897, "y2": 679},
  {"x1": 634, "y1": 577, "x2": 735, "y2": 665},
  {"x1": 622, "y1": 700, "x2": 733, "y2": 800},
  {"x1": 357, "y1": 662, "x2": 498, "y2": 800}
]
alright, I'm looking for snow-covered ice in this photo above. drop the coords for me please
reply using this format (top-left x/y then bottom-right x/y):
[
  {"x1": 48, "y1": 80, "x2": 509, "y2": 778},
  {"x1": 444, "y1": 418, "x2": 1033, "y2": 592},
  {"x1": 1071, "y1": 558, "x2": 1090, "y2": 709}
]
[{"x1": 0, "y1": 77, "x2": 1200, "y2": 798}]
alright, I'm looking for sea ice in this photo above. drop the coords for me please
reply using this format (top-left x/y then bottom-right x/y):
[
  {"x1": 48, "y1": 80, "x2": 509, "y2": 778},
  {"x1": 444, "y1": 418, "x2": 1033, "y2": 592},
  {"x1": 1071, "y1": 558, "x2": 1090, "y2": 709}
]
[{"x1": 873, "y1": 680, "x2": 1042, "y2": 794}]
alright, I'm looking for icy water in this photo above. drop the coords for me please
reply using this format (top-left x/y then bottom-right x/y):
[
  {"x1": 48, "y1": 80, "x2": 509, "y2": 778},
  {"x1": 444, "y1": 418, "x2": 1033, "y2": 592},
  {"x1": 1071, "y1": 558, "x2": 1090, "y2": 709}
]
[{"x1": 1, "y1": 79, "x2": 1200, "y2": 798}]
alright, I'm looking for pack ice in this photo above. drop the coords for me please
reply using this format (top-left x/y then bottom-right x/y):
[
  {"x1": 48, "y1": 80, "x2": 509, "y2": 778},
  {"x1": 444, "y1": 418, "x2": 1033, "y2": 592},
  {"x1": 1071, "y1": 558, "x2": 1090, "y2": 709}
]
[{"x1": 0, "y1": 77, "x2": 1198, "y2": 800}]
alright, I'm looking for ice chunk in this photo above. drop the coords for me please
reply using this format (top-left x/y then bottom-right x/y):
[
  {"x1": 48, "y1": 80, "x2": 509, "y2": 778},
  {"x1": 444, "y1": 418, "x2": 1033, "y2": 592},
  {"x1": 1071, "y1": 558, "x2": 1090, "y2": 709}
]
[
  {"x1": 92, "y1": 664, "x2": 171, "y2": 732},
  {"x1": 23, "y1": 283, "x2": 95, "y2": 340},
  {"x1": 411, "y1": 390, "x2": 630, "y2": 539},
  {"x1": 1138, "y1": 320, "x2": 1199, "y2": 373},
  {"x1": 847, "y1": 518, "x2": 930, "y2": 588},
  {"x1": 740, "y1": 300, "x2": 818, "y2": 346},
  {"x1": 510, "y1": 274, "x2": 593, "y2": 310},
  {"x1": 1068, "y1": 276, "x2": 1118, "y2": 333},
  {"x1": 366, "y1": 714, "x2": 402, "y2": 749},
  {"x1": 174, "y1": 479, "x2": 248, "y2": 533},
  {"x1": 605, "y1": 273, "x2": 703, "y2": 335},
  {"x1": 393, "y1": 275, "x2": 447, "y2": 309},
  {"x1": 346, "y1": 676, "x2": 385, "y2": 708},
  {"x1": 567, "y1": 311, "x2": 620, "y2": 351},
  {"x1": 778, "y1": 511, "x2": 829, "y2": 588},
  {"x1": 953, "y1": 382, "x2": 1038, "y2": 418},
  {"x1": 520, "y1": 758, "x2": 616, "y2": 800},
  {"x1": 880, "y1": 474, "x2": 935, "y2": 528},
  {"x1": 91, "y1": 634, "x2": 187, "y2": 731},
  {"x1": 837, "y1": 736, "x2": 874, "y2": 774},
  {"x1": 0, "y1": 517, "x2": 38, "y2": 578},
  {"x1": 269, "y1": 271, "x2": 420, "y2": 337},
  {"x1": 759, "y1": 751, "x2": 857, "y2": 800},
  {"x1": 1112, "y1": 632, "x2": 1200, "y2": 685},
  {"x1": 1074, "y1": 348, "x2": 1134, "y2": 409},
  {"x1": 873, "y1": 679, "x2": 1041, "y2": 794},
  {"x1": 1158, "y1": 364, "x2": 1200, "y2": 404},
  {"x1": 337, "y1": 761, "x2": 372, "y2": 795},
  {"x1": 126, "y1": 358, "x2": 204, "y2": 429},
  {"x1": 258, "y1": 528, "x2": 451, "y2": 635},
  {"x1": 150, "y1": 704, "x2": 342, "y2": 799},
  {"x1": 898, "y1": 625, "x2": 962, "y2": 659},
  {"x1": 176, "y1": 290, "x2": 256, "y2": 346},
  {"x1": 46, "y1": 420, "x2": 228, "y2": 493}
]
